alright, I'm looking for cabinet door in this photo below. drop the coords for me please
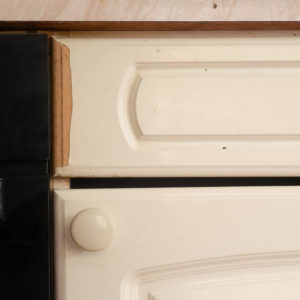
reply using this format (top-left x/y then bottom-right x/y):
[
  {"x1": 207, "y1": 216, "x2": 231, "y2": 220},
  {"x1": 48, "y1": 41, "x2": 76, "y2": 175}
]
[
  {"x1": 53, "y1": 32, "x2": 300, "y2": 177},
  {"x1": 54, "y1": 187, "x2": 300, "y2": 300}
]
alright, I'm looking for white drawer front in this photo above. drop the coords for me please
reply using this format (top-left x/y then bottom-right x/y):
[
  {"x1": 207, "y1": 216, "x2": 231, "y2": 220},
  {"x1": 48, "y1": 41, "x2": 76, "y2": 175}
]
[
  {"x1": 54, "y1": 32, "x2": 300, "y2": 177},
  {"x1": 54, "y1": 187, "x2": 300, "y2": 300}
]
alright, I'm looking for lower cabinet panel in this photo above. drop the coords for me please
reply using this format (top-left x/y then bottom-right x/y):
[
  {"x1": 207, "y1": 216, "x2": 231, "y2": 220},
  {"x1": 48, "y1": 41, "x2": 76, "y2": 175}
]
[{"x1": 54, "y1": 187, "x2": 300, "y2": 300}]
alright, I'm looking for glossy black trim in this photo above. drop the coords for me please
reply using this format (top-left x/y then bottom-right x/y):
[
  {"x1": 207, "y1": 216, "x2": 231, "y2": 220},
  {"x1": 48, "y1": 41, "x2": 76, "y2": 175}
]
[{"x1": 70, "y1": 177, "x2": 300, "y2": 189}]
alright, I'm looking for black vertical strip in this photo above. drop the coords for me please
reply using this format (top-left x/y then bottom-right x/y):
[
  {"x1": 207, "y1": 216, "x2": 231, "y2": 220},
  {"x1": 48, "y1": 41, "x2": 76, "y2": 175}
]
[
  {"x1": 0, "y1": 34, "x2": 50, "y2": 300},
  {"x1": 0, "y1": 177, "x2": 49, "y2": 300},
  {"x1": 49, "y1": 188, "x2": 54, "y2": 300},
  {"x1": 0, "y1": 179, "x2": 5, "y2": 221},
  {"x1": 0, "y1": 34, "x2": 49, "y2": 160}
]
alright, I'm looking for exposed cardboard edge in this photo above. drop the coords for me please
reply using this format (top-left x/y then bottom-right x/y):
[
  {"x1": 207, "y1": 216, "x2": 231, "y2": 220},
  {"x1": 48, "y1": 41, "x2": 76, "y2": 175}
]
[
  {"x1": 52, "y1": 38, "x2": 72, "y2": 172},
  {"x1": 51, "y1": 178, "x2": 70, "y2": 190}
]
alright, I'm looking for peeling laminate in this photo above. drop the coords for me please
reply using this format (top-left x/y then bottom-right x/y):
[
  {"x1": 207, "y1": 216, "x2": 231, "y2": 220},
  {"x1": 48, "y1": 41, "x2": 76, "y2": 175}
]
[{"x1": 52, "y1": 38, "x2": 72, "y2": 171}]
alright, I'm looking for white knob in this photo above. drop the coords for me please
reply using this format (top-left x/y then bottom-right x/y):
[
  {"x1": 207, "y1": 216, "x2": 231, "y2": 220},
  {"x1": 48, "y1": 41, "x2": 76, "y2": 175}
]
[{"x1": 70, "y1": 208, "x2": 114, "y2": 251}]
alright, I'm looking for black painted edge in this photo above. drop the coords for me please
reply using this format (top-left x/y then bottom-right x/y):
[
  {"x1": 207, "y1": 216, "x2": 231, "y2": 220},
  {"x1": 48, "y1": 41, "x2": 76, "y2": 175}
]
[{"x1": 48, "y1": 189, "x2": 54, "y2": 300}]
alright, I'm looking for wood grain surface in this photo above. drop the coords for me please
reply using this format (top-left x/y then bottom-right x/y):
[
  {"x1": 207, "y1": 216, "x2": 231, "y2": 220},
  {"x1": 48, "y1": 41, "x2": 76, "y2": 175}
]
[
  {"x1": 2, "y1": 21, "x2": 300, "y2": 31},
  {"x1": 0, "y1": 0, "x2": 300, "y2": 22}
]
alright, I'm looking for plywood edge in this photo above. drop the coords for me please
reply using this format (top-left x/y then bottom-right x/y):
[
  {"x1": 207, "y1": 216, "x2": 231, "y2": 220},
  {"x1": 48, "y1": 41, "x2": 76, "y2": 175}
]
[
  {"x1": 52, "y1": 38, "x2": 72, "y2": 174},
  {"x1": 3, "y1": 21, "x2": 300, "y2": 31}
]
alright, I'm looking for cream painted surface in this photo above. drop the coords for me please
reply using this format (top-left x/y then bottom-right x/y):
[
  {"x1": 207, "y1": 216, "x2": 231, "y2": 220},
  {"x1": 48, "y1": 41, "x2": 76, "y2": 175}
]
[
  {"x1": 1, "y1": 0, "x2": 300, "y2": 21},
  {"x1": 54, "y1": 32, "x2": 300, "y2": 177},
  {"x1": 135, "y1": 62, "x2": 300, "y2": 136},
  {"x1": 70, "y1": 208, "x2": 114, "y2": 251},
  {"x1": 54, "y1": 187, "x2": 300, "y2": 300}
]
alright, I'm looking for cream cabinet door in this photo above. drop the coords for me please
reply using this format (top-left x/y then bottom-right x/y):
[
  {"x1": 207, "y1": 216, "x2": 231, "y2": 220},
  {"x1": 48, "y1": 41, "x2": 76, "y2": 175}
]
[
  {"x1": 54, "y1": 187, "x2": 300, "y2": 300},
  {"x1": 53, "y1": 32, "x2": 300, "y2": 177}
]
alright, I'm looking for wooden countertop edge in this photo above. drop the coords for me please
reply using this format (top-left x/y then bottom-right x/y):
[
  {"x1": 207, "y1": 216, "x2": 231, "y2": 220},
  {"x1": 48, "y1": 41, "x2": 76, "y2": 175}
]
[{"x1": 2, "y1": 21, "x2": 300, "y2": 31}]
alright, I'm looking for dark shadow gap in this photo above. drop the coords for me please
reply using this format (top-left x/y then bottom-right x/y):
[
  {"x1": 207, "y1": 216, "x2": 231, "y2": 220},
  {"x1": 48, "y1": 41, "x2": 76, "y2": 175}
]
[{"x1": 71, "y1": 177, "x2": 300, "y2": 189}]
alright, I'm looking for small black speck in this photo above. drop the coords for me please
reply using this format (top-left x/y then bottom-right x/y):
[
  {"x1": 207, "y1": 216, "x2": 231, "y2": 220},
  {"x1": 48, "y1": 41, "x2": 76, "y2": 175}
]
[
  {"x1": 204, "y1": 69, "x2": 207, "y2": 71},
  {"x1": 222, "y1": 146, "x2": 227, "y2": 150},
  {"x1": 213, "y1": 3, "x2": 217, "y2": 9},
  {"x1": 293, "y1": 33, "x2": 297, "y2": 36}
]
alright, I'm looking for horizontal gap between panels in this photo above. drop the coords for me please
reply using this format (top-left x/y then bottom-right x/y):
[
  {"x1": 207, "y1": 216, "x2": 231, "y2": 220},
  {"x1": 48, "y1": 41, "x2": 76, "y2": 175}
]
[{"x1": 70, "y1": 177, "x2": 300, "y2": 189}]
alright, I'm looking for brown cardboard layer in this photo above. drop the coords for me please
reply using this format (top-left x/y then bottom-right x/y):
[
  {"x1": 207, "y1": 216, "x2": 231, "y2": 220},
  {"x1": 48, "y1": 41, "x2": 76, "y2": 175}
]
[{"x1": 52, "y1": 38, "x2": 72, "y2": 171}]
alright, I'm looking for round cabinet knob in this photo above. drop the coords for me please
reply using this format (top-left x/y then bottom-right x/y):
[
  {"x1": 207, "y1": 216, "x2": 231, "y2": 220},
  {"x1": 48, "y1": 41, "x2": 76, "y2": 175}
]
[{"x1": 70, "y1": 208, "x2": 114, "y2": 251}]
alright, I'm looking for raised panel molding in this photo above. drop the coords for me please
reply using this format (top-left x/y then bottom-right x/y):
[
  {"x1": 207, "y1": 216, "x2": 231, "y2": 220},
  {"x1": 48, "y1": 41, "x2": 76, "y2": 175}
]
[
  {"x1": 119, "y1": 61, "x2": 300, "y2": 149},
  {"x1": 123, "y1": 252, "x2": 300, "y2": 300},
  {"x1": 53, "y1": 32, "x2": 300, "y2": 177}
]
